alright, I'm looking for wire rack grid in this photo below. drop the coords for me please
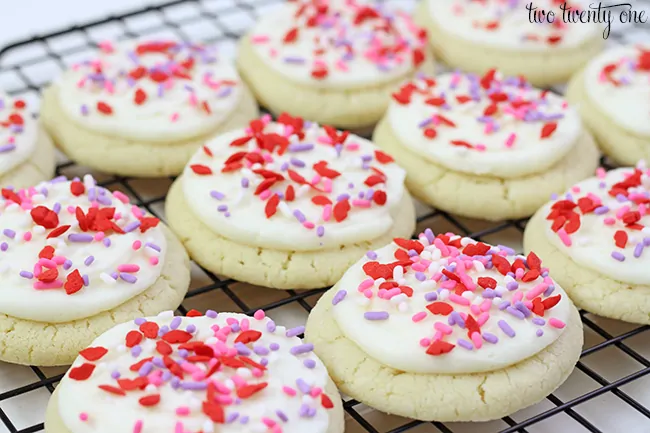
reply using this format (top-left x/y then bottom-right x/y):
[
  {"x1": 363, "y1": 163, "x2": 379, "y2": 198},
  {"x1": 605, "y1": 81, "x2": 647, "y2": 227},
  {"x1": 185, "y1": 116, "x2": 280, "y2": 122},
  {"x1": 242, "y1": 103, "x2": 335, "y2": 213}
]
[{"x1": 0, "y1": 1, "x2": 648, "y2": 432}]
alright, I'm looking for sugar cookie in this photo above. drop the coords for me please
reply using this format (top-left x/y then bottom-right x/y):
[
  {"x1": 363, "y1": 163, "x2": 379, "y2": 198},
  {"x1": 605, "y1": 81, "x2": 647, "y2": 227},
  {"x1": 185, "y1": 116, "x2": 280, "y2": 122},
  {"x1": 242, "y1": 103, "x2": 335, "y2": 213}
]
[
  {"x1": 372, "y1": 70, "x2": 600, "y2": 221},
  {"x1": 415, "y1": 0, "x2": 603, "y2": 87},
  {"x1": 306, "y1": 231, "x2": 582, "y2": 421},
  {"x1": 0, "y1": 93, "x2": 55, "y2": 188},
  {"x1": 237, "y1": 0, "x2": 434, "y2": 133},
  {"x1": 0, "y1": 176, "x2": 190, "y2": 366},
  {"x1": 566, "y1": 44, "x2": 650, "y2": 166},
  {"x1": 41, "y1": 40, "x2": 259, "y2": 177},
  {"x1": 524, "y1": 163, "x2": 650, "y2": 324},
  {"x1": 45, "y1": 310, "x2": 344, "y2": 433},
  {"x1": 166, "y1": 114, "x2": 415, "y2": 289}
]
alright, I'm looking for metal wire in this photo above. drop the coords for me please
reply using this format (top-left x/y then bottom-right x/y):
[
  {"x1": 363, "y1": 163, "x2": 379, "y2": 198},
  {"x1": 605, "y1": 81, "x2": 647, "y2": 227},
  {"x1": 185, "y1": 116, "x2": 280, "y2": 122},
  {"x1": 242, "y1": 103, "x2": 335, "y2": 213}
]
[{"x1": 0, "y1": 1, "x2": 648, "y2": 432}]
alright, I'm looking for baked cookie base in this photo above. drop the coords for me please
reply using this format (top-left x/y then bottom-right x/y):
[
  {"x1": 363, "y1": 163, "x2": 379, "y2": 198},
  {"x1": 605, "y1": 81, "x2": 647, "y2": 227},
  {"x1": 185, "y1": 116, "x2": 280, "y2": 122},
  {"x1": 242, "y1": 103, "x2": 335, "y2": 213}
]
[
  {"x1": 414, "y1": 1, "x2": 603, "y2": 88},
  {"x1": 566, "y1": 69, "x2": 650, "y2": 166},
  {"x1": 0, "y1": 226, "x2": 191, "y2": 366},
  {"x1": 40, "y1": 85, "x2": 259, "y2": 178},
  {"x1": 44, "y1": 375, "x2": 346, "y2": 433},
  {"x1": 0, "y1": 126, "x2": 56, "y2": 189},
  {"x1": 305, "y1": 286, "x2": 583, "y2": 422},
  {"x1": 372, "y1": 117, "x2": 600, "y2": 221},
  {"x1": 165, "y1": 177, "x2": 416, "y2": 290},
  {"x1": 236, "y1": 35, "x2": 435, "y2": 133},
  {"x1": 524, "y1": 208, "x2": 650, "y2": 325}
]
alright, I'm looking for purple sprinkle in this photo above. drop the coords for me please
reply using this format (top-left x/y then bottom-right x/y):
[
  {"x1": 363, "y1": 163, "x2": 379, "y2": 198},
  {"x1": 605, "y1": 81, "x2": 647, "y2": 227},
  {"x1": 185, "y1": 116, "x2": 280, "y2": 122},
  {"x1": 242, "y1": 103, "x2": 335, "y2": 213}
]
[
  {"x1": 424, "y1": 291, "x2": 438, "y2": 301},
  {"x1": 316, "y1": 226, "x2": 325, "y2": 237},
  {"x1": 543, "y1": 284, "x2": 555, "y2": 297},
  {"x1": 290, "y1": 343, "x2": 314, "y2": 355},
  {"x1": 415, "y1": 272, "x2": 426, "y2": 281},
  {"x1": 293, "y1": 210, "x2": 306, "y2": 223},
  {"x1": 241, "y1": 178, "x2": 249, "y2": 188},
  {"x1": 536, "y1": 329, "x2": 544, "y2": 337},
  {"x1": 217, "y1": 205, "x2": 228, "y2": 212},
  {"x1": 364, "y1": 311, "x2": 389, "y2": 321},
  {"x1": 296, "y1": 378, "x2": 311, "y2": 394},
  {"x1": 178, "y1": 349, "x2": 189, "y2": 358},
  {"x1": 267, "y1": 320, "x2": 276, "y2": 333},
  {"x1": 63, "y1": 260, "x2": 72, "y2": 270},
  {"x1": 170, "y1": 317, "x2": 182, "y2": 330},
  {"x1": 284, "y1": 56, "x2": 306, "y2": 64},
  {"x1": 111, "y1": 371, "x2": 120, "y2": 379},
  {"x1": 506, "y1": 281, "x2": 519, "y2": 291},
  {"x1": 450, "y1": 311, "x2": 465, "y2": 328},
  {"x1": 594, "y1": 206, "x2": 610, "y2": 215},
  {"x1": 19, "y1": 271, "x2": 33, "y2": 279},
  {"x1": 276, "y1": 410, "x2": 289, "y2": 422},
  {"x1": 644, "y1": 237, "x2": 650, "y2": 247},
  {"x1": 303, "y1": 359, "x2": 316, "y2": 369},
  {"x1": 0, "y1": 144, "x2": 16, "y2": 153},
  {"x1": 134, "y1": 318, "x2": 146, "y2": 325},
  {"x1": 210, "y1": 190, "x2": 225, "y2": 200},
  {"x1": 286, "y1": 326, "x2": 305, "y2": 337},
  {"x1": 514, "y1": 301, "x2": 532, "y2": 317},
  {"x1": 457, "y1": 339, "x2": 473, "y2": 350},
  {"x1": 611, "y1": 251, "x2": 625, "y2": 262},
  {"x1": 332, "y1": 290, "x2": 347, "y2": 305},
  {"x1": 181, "y1": 381, "x2": 208, "y2": 390},
  {"x1": 482, "y1": 332, "x2": 498, "y2": 344},
  {"x1": 68, "y1": 233, "x2": 93, "y2": 243},
  {"x1": 498, "y1": 300, "x2": 510, "y2": 310},
  {"x1": 159, "y1": 325, "x2": 169, "y2": 336},
  {"x1": 506, "y1": 306, "x2": 526, "y2": 320},
  {"x1": 80, "y1": 105, "x2": 89, "y2": 115},
  {"x1": 84, "y1": 256, "x2": 94, "y2": 266},
  {"x1": 145, "y1": 242, "x2": 161, "y2": 252},
  {"x1": 2, "y1": 229, "x2": 15, "y2": 239},
  {"x1": 634, "y1": 243, "x2": 644, "y2": 258},
  {"x1": 131, "y1": 345, "x2": 142, "y2": 357},
  {"x1": 124, "y1": 221, "x2": 141, "y2": 233},
  {"x1": 153, "y1": 357, "x2": 165, "y2": 368},
  {"x1": 498, "y1": 320, "x2": 516, "y2": 337},
  {"x1": 120, "y1": 273, "x2": 137, "y2": 283},
  {"x1": 288, "y1": 143, "x2": 314, "y2": 152},
  {"x1": 226, "y1": 413, "x2": 239, "y2": 424},
  {"x1": 103, "y1": 238, "x2": 111, "y2": 247},
  {"x1": 336, "y1": 193, "x2": 350, "y2": 202},
  {"x1": 253, "y1": 346, "x2": 269, "y2": 356},
  {"x1": 270, "y1": 342, "x2": 281, "y2": 351},
  {"x1": 186, "y1": 324, "x2": 196, "y2": 333},
  {"x1": 235, "y1": 342, "x2": 252, "y2": 356},
  {"x1": 260, "y1": 358, "x2": 269, "y2": 366},
  {"x1": 532, "y1": 317, "x2": 546, "y2": 326},
  {"x1": 365, "y1": 251, "x2": 377, "y2": 260},
  {"x1": 53, "y1": 203, "x2": 60, "y2": 213},
  {"x1": 138, "y1": 362, "x2": 153, "y2": 377},
  {"x1": 481, "y1": 289, "x2": 495, "y2": 299},
  {"x1": 206, "y1": 310, "x2": 218, "y2": 318}
]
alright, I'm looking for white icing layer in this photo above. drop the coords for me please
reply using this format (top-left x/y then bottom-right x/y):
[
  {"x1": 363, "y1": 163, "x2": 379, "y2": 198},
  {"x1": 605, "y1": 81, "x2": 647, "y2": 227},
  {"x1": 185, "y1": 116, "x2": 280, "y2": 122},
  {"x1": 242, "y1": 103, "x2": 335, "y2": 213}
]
[
  {"x1": 544, "y1": 165, "x2": 650, "y2": 285},
  {"x1": 249, "y1": 0, "x2": 427, "y2": 89},
  {"x1": 0, "y1": 93, "x2": 39, "y2": 177},
  {"x1": 583, "y1": 45, "x2": 650, "y2": 137},
  {"x1": 182, "y1": 117, "x2": 406, "y2": 251},
  {"x1": 57, "y1": 312, "x2": 338, "y2": 433},
  {"x1": 0, "y1": 176, "x2": 166, "y2": 323},
  {"x1": 332, "y1": 233, "x2": 571, "y2": 374},
  {"x1": 387, "y1": 72, "x2": 582, "y2": 178},
  {"x1": 427, "y1": 0, "x2": 600, "y2": 51},
  {"x1": 56, "y1": 40, "x2": 242, "y2": 142}
]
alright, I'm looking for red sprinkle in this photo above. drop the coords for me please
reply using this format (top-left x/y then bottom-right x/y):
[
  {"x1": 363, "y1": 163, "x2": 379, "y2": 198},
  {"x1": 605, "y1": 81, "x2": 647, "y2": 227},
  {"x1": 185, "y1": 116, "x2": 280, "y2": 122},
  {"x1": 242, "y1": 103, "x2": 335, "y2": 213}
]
[
  {"x1": 426, "y1": 340, "x2": 455, "y2": 356},
  {"x1": 79, "y1": 347, "x2": 108, "y2": 361},
  {"x1": 190, "y1": 164, "x2": 213, "y2": 175},
  {"x1": 69, "y1": 363, "x2": 95, "y2": 381},
  {"x1": 540, "y1": 122, "x2": 558, "y2": 139}
]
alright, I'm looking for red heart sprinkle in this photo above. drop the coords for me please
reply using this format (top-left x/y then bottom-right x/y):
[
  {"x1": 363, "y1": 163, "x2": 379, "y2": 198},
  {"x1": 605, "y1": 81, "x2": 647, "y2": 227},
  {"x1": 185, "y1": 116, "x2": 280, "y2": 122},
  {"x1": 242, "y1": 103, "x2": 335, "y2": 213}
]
[
  {"x1": 79, "y1": 347, "x2": 108, "y2": 361},
  {"x1": 69, "y1": 363, "x2": 95, "y2": 381}
]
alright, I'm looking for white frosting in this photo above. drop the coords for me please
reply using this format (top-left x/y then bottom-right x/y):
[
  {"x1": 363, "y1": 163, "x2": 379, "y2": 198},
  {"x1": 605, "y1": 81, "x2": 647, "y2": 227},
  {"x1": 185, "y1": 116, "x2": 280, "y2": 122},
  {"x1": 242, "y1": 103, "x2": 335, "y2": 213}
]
[
  {"x1": 57, "y1": 312, "x2": 337, "y2": 433},
  {"x1": 544, "y1": 165, "x2": 650, "y2": 285},
  {"x1": 332, "y1": 233, "x2": 571, "y2": 374},
  {"x1": 0, "y1": 93, "x2": 39, "y2": 177},
  {"x1": 427, "y1": 0, "x2": 600, "y2": 50},
  {"x1": 387, "y1": 72, "x2": 582, "y2": 178},
  {"x1": 249, "y1": 0, "x2": 427, "y2": 89},
  {"x1": 583, "y1": 45, "x2": 650, "y2": 137},
  {"x1": 182, "y1": 117, "x2": 406, "y2": 251},
  {"x1": 56, "y1": 40, "x2": 242, "y2": 142},
  {"x1": 0, "y1": 176, "x2": 166, "y2": 323}
]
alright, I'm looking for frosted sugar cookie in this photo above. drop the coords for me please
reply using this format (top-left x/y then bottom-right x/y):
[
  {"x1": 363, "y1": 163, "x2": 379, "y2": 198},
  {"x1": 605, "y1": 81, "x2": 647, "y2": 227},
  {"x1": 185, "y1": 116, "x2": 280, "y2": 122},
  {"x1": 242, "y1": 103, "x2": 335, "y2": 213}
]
[
  {"x1": 306, "y1": 231, "x2": 582, "y2": 421},
  {"x1": 166, "y1": 114, "x2": 415, "y2": 289},
  {"x1": 0, "y1": 175, "x2": 190, "y2": 366},
  {"x1": 373, "y1": 70, "x2": 600, "y2": 221},
  {"x1": 415, "y1": 0, "x2": 603, "y2": 87},
  {"x1": 45, "y1": 310, "x2": 345, "y2": 433},
  {"x1": 41, "y1": 40, "x2": 259, "y2": 177},
  {"x1": 237, "y1": 0, "x2": 433, "y2": 132},
  {"x1": 525, "y1": 163, "x2": 650, "y2": 324},
  {"x1": 566, "y1": 45, "x2": 650, "y2": 166},
  {"x1": 0, "y1": 92, "x2": 55, "y2": 188}
]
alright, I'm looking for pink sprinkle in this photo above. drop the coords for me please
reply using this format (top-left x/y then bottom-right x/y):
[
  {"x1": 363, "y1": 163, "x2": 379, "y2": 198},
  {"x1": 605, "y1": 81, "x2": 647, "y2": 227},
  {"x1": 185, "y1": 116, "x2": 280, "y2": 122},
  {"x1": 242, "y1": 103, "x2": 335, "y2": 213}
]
[
  {"x1": 261, "y1": 114, "x2": 272, "y2": 124},
  {"x1": 363, "y1": 289, "x2": 373, "y2": 298},
  {"x1": 282, "y1": 386, "x2": 296, "y2": 396},
  {"x1": 174, "y1": 422, "x2": 183, "y2": 433},
  {"x1": 475, "y1": 144, "x2": 487, "y2": 152},
  {"x1": 253, "y1": 310, "x2": 265, "y2": 320},
  {"x1": 513, "y1": 290, "x2": 524, "y2": 303},
  {"x1": 358, "y1": 278, "x2": 374, "y2": 292},
  {"x1": 38, "y1": 258, "x2": 57, "y2": 269},
  {"x1": 170, "y1": 113, "x2": 179, "y2": 122},
  {"x1": 259, "y1": 189, "x2": 272, "y2": 200},
  {"x1": 133, "y1": 420, "x2": 143, "y2": 433},
  {"x1": 603, "y1": 217, "x2": 616, "y2": 226},
  {"x1": 352, "y1": 199, "x2": 371, "y2": 208},
  {"x1": 302, "y1": 221, "x2": 315, "y2": 229},
  {"x1": 434, "y1": 322, "x2": 453, "y2": 335},
  {"x1": 526, "y1": 283, "x2": 548, "y2": 300},
  {"x1": 241, "y1": 318, "x2": 250, "y2": 331},
  {"x1": 79, "y1": 413, "x2": 88, "y2": 422},
  {"x1": 322, "y1": 178, "x2": 333, "y2": 193},
  {"x1": 549, "y1": 318, "x2": 566, "y2": 329},
  {"x1": 310, "y1": 387, "x2": 323, "y2": 397},
  {"x1": 117, "y1": 264, "x2": 140, "y2": 273},
  {"x1": 557, "y1": 228, "x2": 572, "y2": 246},
  {"x1": 262, "y1": 418, "x2": 276, "y2": 428},
  {"x1": 505, "y1": 133, "x2": 516, "y2": 148},
  {"x1": 132, "y1": 240, "x2": 142, "y2": 250},
  {"x1": 149, "y1": 257, "x2": 159, "y2": 266},
  {"x1": 113, "y1": 191, "x2": 130, "y2": 204},
  {"x1": 412, "y1": 311, "x2": 427, "y2": 322},
  {"x1": 515, "y1": 268, "x2": 524, "y2": 280},
  {"x1": 471, "y1": 332, "x2": 483, "y2": 349},
  {"x1": 596, "y1": 167, "x2": 607, "y2": 179},
  {"x1": 131, "y1": 205, "x2": 144, "y2": 219},
  {"x1": 94, "y1": 232, "x2": 105, "y2": 241},
  {"x1": 23, "y1": 232, "x2": 32, "y2": 241},
  {"x1": 480, "y1": 299, "x2": 492, "y2": 312},
  {"x1": 448, "y1": 293, "x2": 470, "y2": 306},
  {"x1": 346, "y1": 143, "x2": 360, "y2": 151},
  {"x1": 477, "y1": 312, "x2": 490, "y2": 326},
  {"x1": 322, "y1": 204, "x2": 332, "y2": 221},
  {"x1": 419, "y1": 338, "x2": 431, "y2": 347}
]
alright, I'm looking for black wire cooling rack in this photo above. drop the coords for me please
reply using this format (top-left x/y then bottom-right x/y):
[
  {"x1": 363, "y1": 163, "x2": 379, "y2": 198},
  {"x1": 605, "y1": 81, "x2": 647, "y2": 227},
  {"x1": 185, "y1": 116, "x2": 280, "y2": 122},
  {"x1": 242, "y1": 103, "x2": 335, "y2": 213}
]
[{"x1": 0, "y1": 0, "x2": 649, "y2": 432}]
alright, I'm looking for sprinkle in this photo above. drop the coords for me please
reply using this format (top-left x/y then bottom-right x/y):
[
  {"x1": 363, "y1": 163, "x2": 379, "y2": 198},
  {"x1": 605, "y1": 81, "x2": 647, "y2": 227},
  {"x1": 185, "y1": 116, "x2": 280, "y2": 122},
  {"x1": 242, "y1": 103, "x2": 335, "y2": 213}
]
[{"x1": 364, "y1": 311, "x2": 389, "y2": 320}]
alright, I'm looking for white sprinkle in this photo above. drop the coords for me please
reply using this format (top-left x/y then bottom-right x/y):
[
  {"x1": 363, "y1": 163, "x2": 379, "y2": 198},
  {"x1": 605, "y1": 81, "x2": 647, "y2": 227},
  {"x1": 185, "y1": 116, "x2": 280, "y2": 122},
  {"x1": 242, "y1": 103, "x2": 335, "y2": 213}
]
[
  {"x1": 278, "y1": 202, "x2": 292, "y2": 218},
  {"x1": 158, "y1": 310, "x2": 174, "y2": 318},
  {"x1": 439, "y1": 289, "x2": 450, "y2": 301},
  {"x1": 473, "y1": 260, "x2": 485, "y2": 272},
  {"x1": 392, "y1": 266, "x2": 403, "y2": 281},
  {"x1": 397, "y1": 301, "x2": 408, "y2": 312},
  {"x1": 100, "y1": 273, "x2": 116, "y2": 285},
  {"x1": 462, "y1": 291, "x2": 474, "y2": 301},
  {"x1": 420, "y1": 280, "x2": 436, "y2": 291},
  {"x1": 33, "y1": 226, "x2": 46, "y2": 235}
]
